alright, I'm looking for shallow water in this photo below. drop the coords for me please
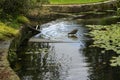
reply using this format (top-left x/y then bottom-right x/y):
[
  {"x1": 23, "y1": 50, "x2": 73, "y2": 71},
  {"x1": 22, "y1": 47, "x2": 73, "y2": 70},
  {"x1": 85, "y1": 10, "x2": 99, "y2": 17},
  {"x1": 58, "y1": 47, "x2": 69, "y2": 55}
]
[
  {"x1": 35, "y1": 20, "x2": 87, "y2": 41},
  {"x1": 13, "y1": 19, "x2": 120, "y2": 80}
]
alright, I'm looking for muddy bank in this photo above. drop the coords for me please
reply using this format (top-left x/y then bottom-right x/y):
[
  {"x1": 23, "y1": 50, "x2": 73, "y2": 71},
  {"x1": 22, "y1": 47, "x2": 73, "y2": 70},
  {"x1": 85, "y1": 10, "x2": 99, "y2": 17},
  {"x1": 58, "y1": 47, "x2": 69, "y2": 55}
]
[{"x1": 0, "y1": 41, "x2": 20, "y2": 80}]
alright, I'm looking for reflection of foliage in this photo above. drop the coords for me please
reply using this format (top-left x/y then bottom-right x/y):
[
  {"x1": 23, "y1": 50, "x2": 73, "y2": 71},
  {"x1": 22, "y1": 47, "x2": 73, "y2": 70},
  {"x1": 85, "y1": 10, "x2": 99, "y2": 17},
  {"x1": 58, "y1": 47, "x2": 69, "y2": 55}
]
[
  {"x1": 83, "y1": 47, "x2": 120, "y2": 80},
  {"x1": 12, "y1": 42, "x2": 63, "y2": 80},
  {"x1": 87, "y1": 24, "x2": 120, "y2": 66},
  {"x1": 8, "y1": 50, "x2": 18, "y2": 63},
  {"x1": 24, "y1": 43, "x2": 76, "y2": 80}
]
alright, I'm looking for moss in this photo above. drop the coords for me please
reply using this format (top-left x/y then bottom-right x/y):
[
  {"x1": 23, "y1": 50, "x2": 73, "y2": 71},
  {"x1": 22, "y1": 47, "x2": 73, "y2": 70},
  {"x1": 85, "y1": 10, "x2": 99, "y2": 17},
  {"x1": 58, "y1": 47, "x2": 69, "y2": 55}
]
[
  {"x1": 16, "y1": 15, "x2": 30, "y2": 24},
  {"x1": 0, "y1": 22, "x2": 19, "y2": 40}
]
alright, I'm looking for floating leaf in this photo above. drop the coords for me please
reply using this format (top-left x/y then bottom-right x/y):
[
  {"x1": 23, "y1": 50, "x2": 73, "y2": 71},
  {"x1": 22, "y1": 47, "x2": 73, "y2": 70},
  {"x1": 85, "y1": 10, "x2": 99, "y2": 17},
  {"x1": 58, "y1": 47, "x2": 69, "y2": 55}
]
[
  {"x1": 87, "y1": 24, "x2": 120, "y2": 66},
  {"x1": 110, "y1": 63, "x2": 117, "y2": 67}
]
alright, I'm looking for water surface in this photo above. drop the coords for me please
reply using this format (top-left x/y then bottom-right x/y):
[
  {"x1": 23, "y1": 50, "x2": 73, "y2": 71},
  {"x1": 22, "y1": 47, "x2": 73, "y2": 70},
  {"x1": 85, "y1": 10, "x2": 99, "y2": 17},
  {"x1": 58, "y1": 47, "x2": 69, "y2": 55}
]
[{"x1": 14, "y1": 19, "x2": 120, "y2": 80}]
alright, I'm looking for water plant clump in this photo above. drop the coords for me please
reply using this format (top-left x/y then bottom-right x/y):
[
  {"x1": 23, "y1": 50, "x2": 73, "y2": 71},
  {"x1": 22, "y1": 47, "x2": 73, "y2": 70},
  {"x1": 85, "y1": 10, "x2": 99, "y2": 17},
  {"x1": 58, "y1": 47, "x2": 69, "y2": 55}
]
[{"x1": 87, "y1": 24, "x2": 120, "y2": 66}]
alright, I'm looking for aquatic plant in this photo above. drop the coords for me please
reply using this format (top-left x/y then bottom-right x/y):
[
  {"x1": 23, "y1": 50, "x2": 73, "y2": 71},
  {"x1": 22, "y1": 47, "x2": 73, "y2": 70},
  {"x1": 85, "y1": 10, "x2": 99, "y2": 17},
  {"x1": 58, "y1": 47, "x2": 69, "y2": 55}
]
[
  {"x1": 87, "y1": 24, "x2": 120, "y2": 66},
  {"x1": 110, "y1": 56, "x2": 120, "y2": 66}
]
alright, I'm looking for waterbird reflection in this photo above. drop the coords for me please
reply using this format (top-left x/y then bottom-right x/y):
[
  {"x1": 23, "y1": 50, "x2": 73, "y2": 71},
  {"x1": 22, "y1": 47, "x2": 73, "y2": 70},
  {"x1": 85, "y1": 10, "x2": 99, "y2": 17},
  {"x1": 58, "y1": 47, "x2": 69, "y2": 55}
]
[{"x1": 68, "y1": 35, "x2": 78, "y2": 40}]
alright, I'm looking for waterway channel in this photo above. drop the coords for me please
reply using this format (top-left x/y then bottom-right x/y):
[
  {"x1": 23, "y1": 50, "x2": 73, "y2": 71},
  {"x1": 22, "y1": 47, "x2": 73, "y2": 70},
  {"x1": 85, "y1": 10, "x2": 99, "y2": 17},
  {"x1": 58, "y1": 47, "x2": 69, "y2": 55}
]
[{"x1": 10, "y1": 19, "x2": 120, "y2": 80}]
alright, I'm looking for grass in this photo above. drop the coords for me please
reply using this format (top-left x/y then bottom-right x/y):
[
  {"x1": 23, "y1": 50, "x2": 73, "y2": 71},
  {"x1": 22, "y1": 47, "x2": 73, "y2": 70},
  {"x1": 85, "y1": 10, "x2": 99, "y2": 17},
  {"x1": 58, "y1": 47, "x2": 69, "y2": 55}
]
[
  {"x1": 0, "y1": 22, "x2": 19, "y2": 40},
  {"x1": 0, "y1": 14, "x2": 30, "y2": 40},
  {"x1": 50, "y1": 0, "x2": 107, "y2": 4}
]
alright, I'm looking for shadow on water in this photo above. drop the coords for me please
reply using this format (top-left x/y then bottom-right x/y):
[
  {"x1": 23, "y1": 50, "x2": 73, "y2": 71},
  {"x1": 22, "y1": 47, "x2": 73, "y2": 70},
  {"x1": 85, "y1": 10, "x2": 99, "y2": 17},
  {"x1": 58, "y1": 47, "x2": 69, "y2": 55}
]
[
  {"x1": 83, "y1": 46, "x2": 120, "y2": 80},
  {"x1": 16, "y1": 42, "x2": 65, "y2": 80},
  {"x1": 9, "y1": 19, "x2": 120, "y2": 80}
]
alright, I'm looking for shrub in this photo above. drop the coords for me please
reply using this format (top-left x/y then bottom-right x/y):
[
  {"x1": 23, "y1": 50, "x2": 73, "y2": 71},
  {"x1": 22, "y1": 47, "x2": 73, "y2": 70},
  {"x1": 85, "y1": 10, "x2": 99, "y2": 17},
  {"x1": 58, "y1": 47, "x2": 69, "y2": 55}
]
[
  {"x1": 0, "y1": 0, "x2": 5, "y2": 8},
  {"x1": 16, "y1": 15, "x2": 30, "y2": 24},
  {"x1": 2, "y1": 0, "x2": 30, "y2": 15},
  {"x1": 0, "y1": 22, "x2": 19, "y2": 40}
]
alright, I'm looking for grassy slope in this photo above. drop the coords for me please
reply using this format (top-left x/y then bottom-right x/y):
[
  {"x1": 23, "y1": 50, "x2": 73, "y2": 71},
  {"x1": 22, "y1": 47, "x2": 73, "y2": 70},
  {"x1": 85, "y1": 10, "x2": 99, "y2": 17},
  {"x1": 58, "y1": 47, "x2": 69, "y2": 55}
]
[
  {"x1": 50, "y1": 0, "x2": 107, "y2": 4},
  {"x1": 0, "y1": 15, "x2": 30, "y2": 40},
  {"x1": 0, "y1": 22, "x2": 19, "y2": 40}
]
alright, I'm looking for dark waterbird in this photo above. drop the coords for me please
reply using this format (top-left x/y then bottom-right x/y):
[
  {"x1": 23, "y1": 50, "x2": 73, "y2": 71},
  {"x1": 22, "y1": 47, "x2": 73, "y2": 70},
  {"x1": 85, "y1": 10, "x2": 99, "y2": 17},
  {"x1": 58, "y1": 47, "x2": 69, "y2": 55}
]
[{"x1": 68, "y1": 29, "x2": 78, "y2": 36}]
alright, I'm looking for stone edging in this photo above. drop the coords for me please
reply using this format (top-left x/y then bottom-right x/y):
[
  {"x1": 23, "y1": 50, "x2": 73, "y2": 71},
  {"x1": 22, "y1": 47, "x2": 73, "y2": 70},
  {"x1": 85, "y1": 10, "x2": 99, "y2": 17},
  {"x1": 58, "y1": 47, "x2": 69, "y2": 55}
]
[
  {"x1": 0, "y1": 41, "x2": 20, "y2": 80},
  {"x1": 43, "y1": 0, "x2": 117, "y2": 13}
]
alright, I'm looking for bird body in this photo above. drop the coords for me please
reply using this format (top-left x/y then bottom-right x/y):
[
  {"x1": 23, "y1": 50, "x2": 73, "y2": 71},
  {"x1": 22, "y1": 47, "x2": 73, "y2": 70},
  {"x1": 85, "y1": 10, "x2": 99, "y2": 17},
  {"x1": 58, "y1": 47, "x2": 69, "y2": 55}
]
[{"x1": 68, "y1": 29, "x2": 78, "y2": 36}]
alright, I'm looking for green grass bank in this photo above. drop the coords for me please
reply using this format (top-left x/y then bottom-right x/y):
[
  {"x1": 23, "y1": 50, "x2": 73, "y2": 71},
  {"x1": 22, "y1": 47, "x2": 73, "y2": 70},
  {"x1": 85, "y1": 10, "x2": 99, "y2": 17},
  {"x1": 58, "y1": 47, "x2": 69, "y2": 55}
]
[
  {"x1": 50, "y1": 0, "x2": 107, "y2": 4},
  {"x1": 0, "y1": 22, "x2": 19, "y2": 40},
  {"x1": 0, "y1": 15, "x2": 30, "y2": 40}
]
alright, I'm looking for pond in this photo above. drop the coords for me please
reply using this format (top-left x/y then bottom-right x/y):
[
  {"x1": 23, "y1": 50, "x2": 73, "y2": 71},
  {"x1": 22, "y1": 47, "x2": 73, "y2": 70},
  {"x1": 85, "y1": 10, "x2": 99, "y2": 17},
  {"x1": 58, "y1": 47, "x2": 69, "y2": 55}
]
[{"x1": 10, "y1": 19, "x2": 120, "y2": 80}]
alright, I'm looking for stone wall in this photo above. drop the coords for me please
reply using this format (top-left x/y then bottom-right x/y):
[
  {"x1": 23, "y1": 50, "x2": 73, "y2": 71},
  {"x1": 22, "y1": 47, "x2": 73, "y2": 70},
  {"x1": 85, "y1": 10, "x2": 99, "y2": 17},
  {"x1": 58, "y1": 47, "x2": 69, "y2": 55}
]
[
  {"x1": 43, "y1": 0, "x2": 117, "y2": 13},
  {"x1": 28, "y1": 0, "x2": 118, "y2": 24},
  {"x1": 0, "y1": 41, "x2": 20, "y2": 80}
]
